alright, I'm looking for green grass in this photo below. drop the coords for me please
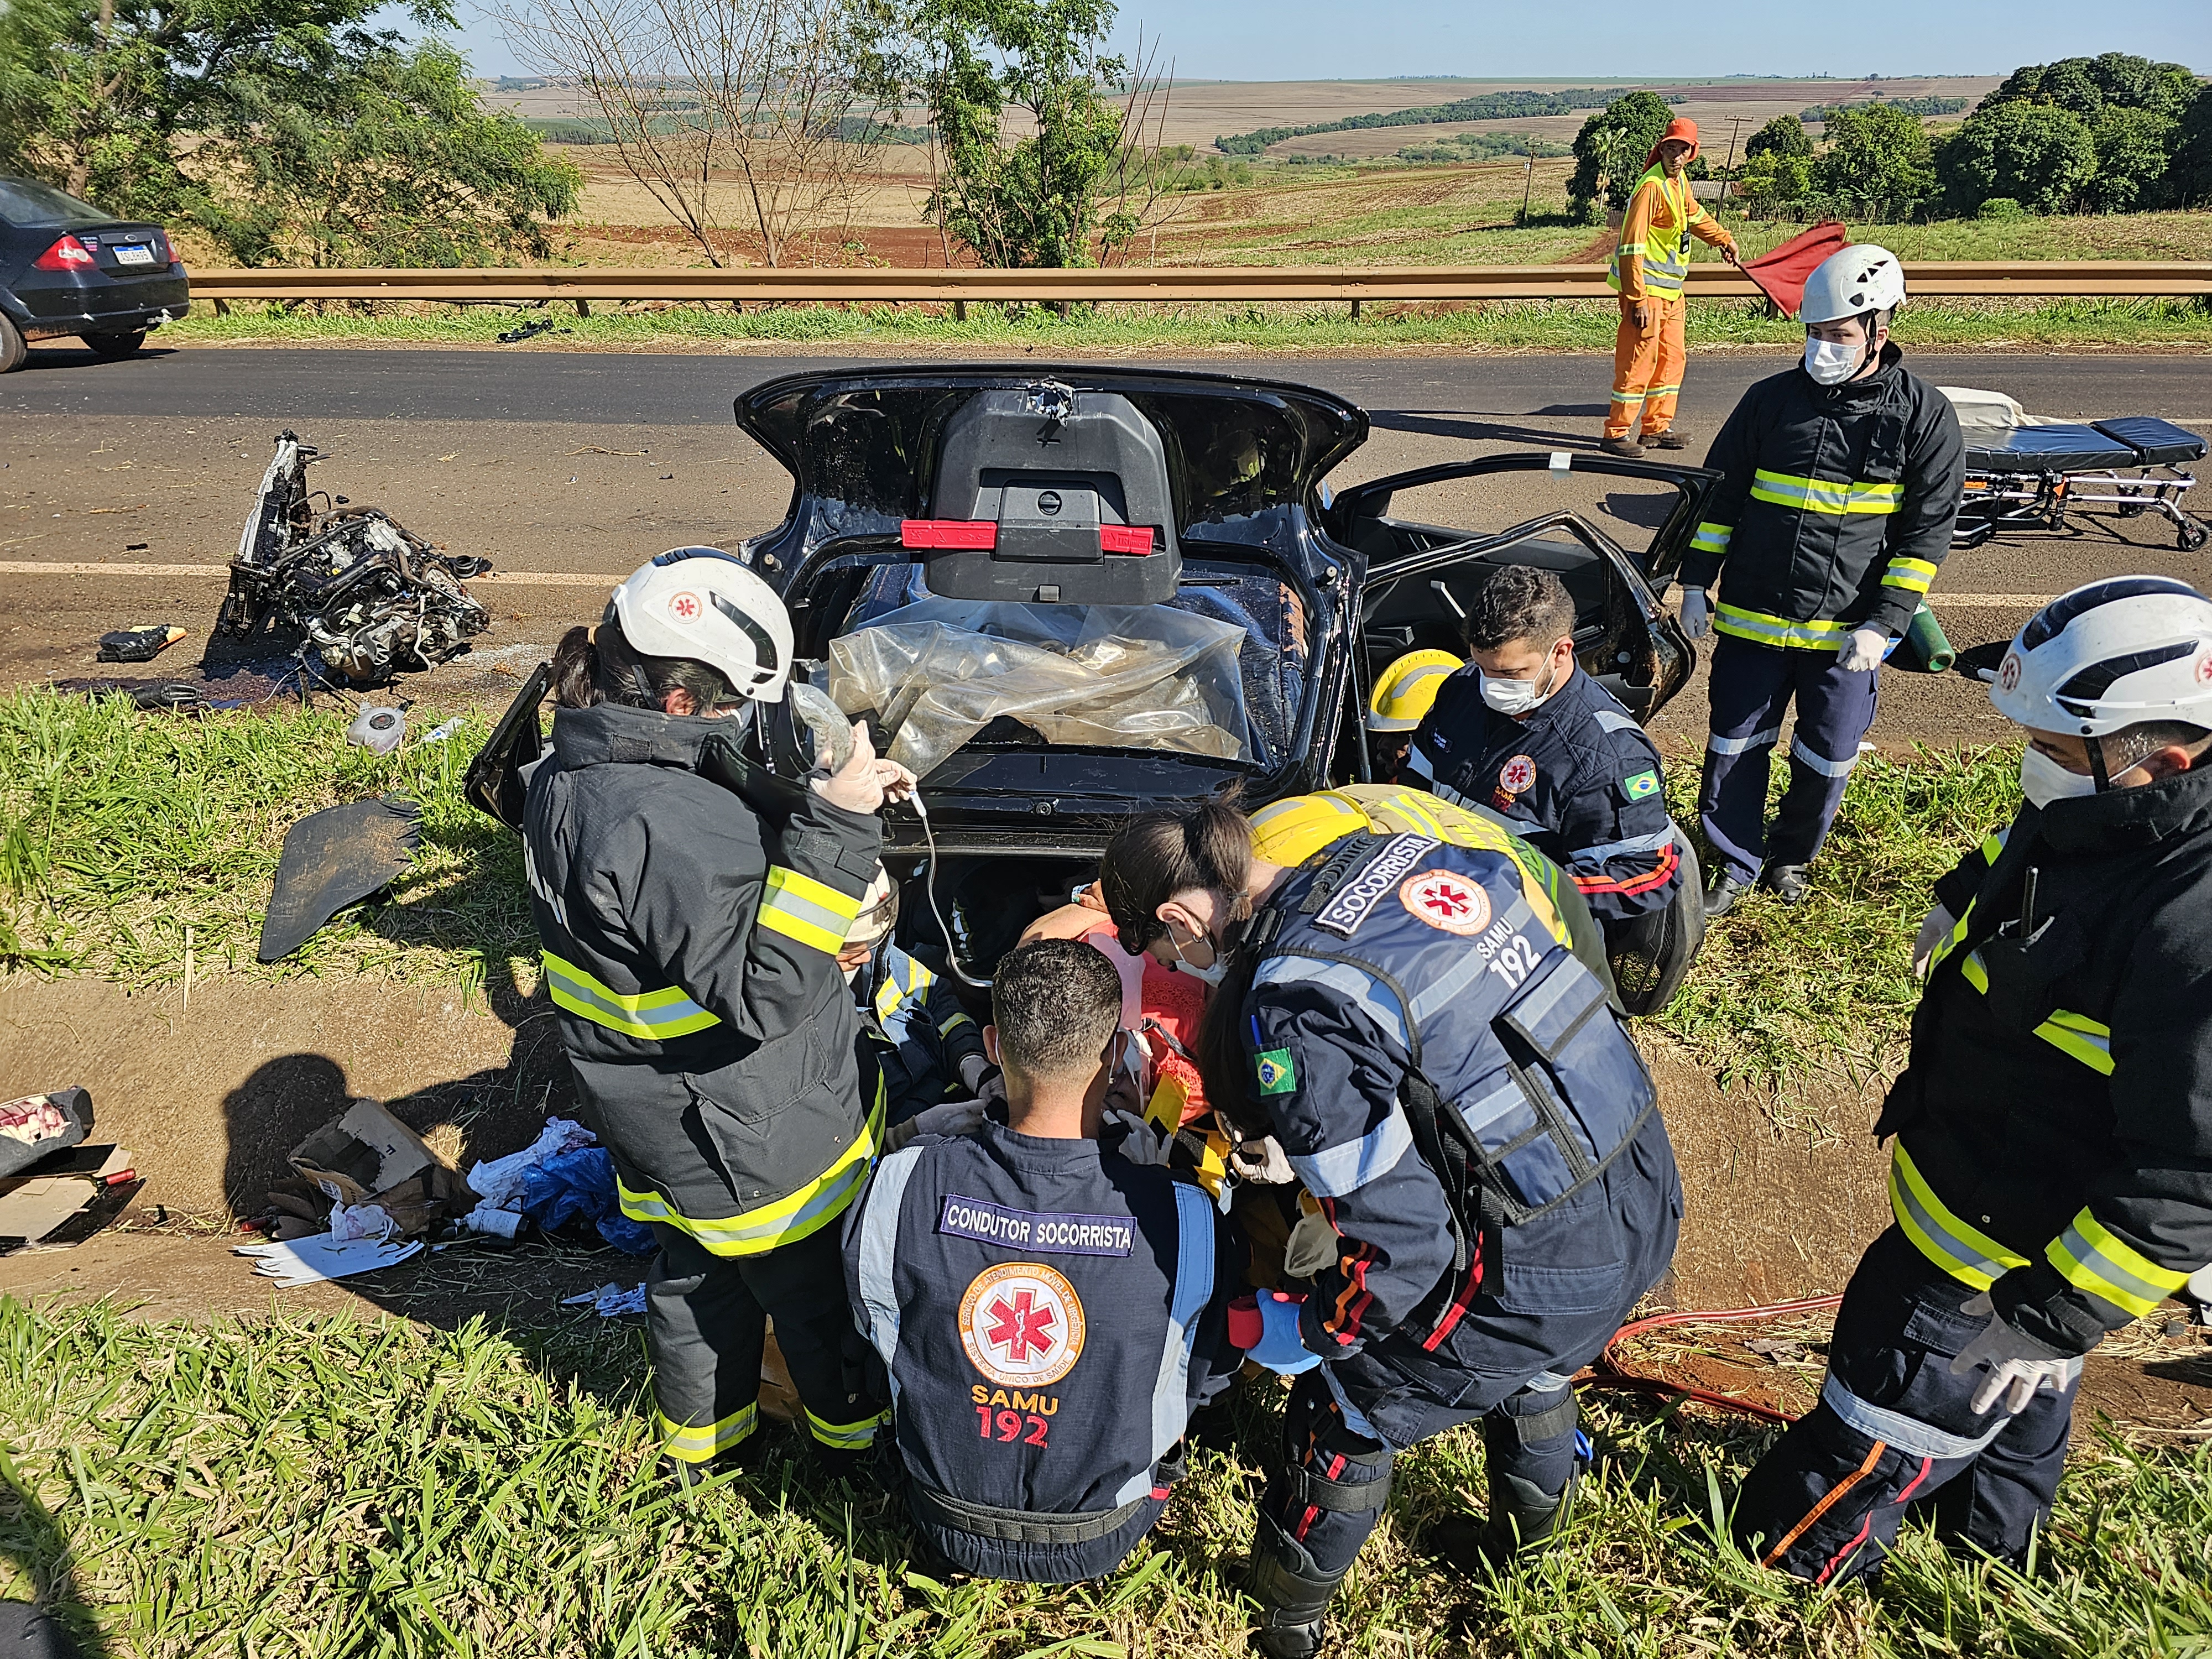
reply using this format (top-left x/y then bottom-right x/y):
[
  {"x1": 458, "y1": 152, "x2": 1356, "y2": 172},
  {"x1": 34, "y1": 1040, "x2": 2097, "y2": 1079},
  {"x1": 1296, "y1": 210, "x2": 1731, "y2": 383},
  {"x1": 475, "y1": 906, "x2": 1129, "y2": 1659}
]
[
  {"x1": 159, "y1": 292, "x2": 2212, "y2": 354},
  {"x1": 0, "y1": 690, "x2": 530, "y2": 994},
  {"x1": 0, "y1": 1296, "x2": 2205, "y2": 1656},
  {"x1": 2, "y1": 687, "x2": 2020, "y2": 1094},
  {"x1": 1657, "y1": 742, "x2": 2023, "y2": 1094}
]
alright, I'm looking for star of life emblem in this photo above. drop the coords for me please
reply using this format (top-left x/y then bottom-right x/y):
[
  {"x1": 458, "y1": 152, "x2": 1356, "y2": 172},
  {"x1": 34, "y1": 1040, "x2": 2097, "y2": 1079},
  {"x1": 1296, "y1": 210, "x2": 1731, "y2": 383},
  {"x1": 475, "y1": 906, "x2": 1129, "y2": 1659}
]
[
  {"x1": 666, "y1": 590, "x2": 703, "y2": 625},
  {"x1": 1399, "y1": 869, "x2": 1494, "y2": 936},
  {"x1": 959, "y1": 1261, "x2": 1087, "y2": 1387},
  {"x1": 1499, "y1": 754, "x2": 1537, "y2": 794}
]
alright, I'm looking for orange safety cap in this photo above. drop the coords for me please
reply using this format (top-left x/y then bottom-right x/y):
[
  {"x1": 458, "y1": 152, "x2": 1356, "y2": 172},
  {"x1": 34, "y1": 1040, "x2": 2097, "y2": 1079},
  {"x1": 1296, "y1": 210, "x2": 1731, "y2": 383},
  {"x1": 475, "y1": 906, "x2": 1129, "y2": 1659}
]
[{"x1": 1646, "y1": 117, "x2": 1700, "y2": 168}]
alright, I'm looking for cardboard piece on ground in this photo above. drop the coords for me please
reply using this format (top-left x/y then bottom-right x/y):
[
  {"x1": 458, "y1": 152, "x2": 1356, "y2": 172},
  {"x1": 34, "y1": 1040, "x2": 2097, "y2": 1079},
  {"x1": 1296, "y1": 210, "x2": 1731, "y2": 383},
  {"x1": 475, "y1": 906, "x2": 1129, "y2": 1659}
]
[
  {"x1": 286, "y1": 1098, "x2": 469, "y2": 1236},
  {"x1": 289, "y1": 1098, "x2": 438, "y2": 1208},
  {"x1": 0, "y1": 1143, "x2": 140, "y2": 1253}
]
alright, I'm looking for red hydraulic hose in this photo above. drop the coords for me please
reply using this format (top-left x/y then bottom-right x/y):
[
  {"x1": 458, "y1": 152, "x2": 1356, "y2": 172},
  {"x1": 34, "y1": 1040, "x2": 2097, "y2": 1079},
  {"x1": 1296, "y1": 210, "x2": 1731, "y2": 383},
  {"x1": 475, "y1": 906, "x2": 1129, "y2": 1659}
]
[{"x1": 1578, "y1": 1293, "x2": 1845, "y2": 1426}]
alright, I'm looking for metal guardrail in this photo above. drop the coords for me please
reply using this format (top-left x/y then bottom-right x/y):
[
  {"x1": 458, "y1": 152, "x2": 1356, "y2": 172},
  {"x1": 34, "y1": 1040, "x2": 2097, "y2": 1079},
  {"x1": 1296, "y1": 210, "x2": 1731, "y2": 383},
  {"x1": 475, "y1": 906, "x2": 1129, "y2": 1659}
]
[{"x1": 190, "y1": 261, "x2": 2212, "y2": 306}]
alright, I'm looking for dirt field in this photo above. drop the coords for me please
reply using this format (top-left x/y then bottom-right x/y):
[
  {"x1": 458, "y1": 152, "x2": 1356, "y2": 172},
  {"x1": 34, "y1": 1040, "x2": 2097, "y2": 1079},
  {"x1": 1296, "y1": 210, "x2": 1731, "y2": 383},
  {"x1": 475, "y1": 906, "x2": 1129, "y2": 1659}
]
[{"x1": 484, "y1": 75, "x2": 2004, "y2": 160}]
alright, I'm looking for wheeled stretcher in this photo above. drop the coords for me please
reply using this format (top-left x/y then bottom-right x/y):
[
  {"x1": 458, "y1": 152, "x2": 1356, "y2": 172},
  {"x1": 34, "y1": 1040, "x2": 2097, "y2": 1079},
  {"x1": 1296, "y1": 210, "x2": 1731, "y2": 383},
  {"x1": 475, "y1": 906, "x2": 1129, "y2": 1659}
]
[{"x1": 1941, "y1": 387, "x2": 2206, "y2": 552}]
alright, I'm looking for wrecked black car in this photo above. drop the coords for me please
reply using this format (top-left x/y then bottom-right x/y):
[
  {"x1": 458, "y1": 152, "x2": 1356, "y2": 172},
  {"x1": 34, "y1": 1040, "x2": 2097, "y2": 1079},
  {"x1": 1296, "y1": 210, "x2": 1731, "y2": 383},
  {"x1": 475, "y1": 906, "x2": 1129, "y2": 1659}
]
[
  {"x1": 470, "y1": 366, "x2": 1713, "y2": 1007},
  {"x1": 217, "y1": 431, "x2": 493, "y2": 685}
]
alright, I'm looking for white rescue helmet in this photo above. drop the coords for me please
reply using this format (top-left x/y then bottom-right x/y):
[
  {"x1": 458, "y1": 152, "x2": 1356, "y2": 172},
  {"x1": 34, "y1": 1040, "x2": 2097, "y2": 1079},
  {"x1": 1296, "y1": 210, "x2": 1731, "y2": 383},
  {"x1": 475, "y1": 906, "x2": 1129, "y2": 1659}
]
[
  {"x1": 607, "y1": 547, "x2": 794, "y2": 704},
  {"x1": 846, "y1": 864, "x2": 901, "y2": 951},
  {"x1": 1990, "y1": 576, "x2": 2212, "y2": 738},
  {"x1": 1801, "y1": 244, "x2": 1907, "y2": 327}
]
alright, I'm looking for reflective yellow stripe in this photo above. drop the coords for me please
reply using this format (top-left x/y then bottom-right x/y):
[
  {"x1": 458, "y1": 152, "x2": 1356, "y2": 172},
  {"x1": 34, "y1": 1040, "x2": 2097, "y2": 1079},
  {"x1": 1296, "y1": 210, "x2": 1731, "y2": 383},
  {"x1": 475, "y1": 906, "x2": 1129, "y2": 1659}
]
[
  {"x1": 1749, "y1": 469, "x2": 1904, "y2": 517},
  {"x1": 1888, "y1": 1144, "x2": 2030, "y2": 1291},
  {"x1": 1882, "y1": 556, "x2": 1940, "y2": 593},
  {"x1": 541, "y1": 950, "x2": 720, "y2": 1040},
  {"x1": 937, "y1": 1010, "x2": 974, "y2": 1037},
  {"x1": 618, "y1": 1081, "x2": 886, "y2": 1258},
  {"x1": 1957, "y1": 947, "x2": 1988, "y2": 992},
  {"x1": 1713, "y1": 603, "x2": 1851, "y2": 650},
  {"x1": 2034, "y1": 1009, "x2": 2113, "y2": 1076},
  {"x1": 1606, "y1": 169, "x2": 1693, "y2": 294},
  {"x1": 2046, "y1": 1209, "x2": 2189, "y2": 1318},
  {"x1": 874, "y1": 977, "x2": 906, "y2": 1022},
  {"x1": 1689, "y1": 520, "x2": 1732, "y2": 555},
  {"x1": 804, "y1": 1405, "x2": 887, "y2": 1451},
  {"x1": 758, "y1": 864, "x2": 863, "y2": 956},
  {"x1": 658, "y1": 1402, "x2": 758, "y2": 1462}
]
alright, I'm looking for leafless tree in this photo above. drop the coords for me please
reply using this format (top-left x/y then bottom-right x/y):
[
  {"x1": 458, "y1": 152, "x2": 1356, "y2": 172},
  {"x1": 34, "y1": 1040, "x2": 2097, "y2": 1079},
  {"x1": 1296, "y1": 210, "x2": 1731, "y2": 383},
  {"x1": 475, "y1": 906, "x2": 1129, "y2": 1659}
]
[
  {"x1": 489, "y1": 0, "x2": 889, "y2": 267},
  {"x1": 1093, "y1": 30, "x2": 1193, "y2": 267}
]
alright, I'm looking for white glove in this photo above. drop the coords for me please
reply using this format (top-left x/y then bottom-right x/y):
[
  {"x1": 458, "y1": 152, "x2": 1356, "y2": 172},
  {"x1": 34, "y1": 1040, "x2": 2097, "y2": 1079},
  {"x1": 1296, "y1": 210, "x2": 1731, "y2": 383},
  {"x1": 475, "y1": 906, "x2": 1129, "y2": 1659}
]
[
  {"x1": 1947, "y1": 1292, "x2": 2079, "y2": 1415},
  {"x1": 1912, "y1": 901, "x2": 1956, "y2": 978},
  {"x1": 234, "y1": 1233, "x2": 423, "y2": 1288},
  {"x1": 1105, "y1": 1109, "x2": 1173, "y2": 1166},
  {"x1": 1228, "y1": 1134, "x2": 1296, "y2": 1185},
  {"x1": 1838, "y1": 627, "x2": 1887, "y2": 673},
  {"x1": 908, "y1": 1098, "x2": 987, "y2": 1139},
  {"x1": 1679, "y1": 586, "x2": 1710, "y2": 639}
]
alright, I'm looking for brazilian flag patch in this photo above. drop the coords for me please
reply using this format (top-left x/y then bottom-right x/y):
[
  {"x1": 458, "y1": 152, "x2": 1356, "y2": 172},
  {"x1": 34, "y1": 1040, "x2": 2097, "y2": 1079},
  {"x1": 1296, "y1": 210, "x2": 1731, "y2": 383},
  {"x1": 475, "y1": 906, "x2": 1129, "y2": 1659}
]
[
  {"x1": 1623, "y1": 769, "x2": 1661, "y2": 801},
  {"x1": 1255, "y1": 1048, "x2": 1297, "y2": 1095}
]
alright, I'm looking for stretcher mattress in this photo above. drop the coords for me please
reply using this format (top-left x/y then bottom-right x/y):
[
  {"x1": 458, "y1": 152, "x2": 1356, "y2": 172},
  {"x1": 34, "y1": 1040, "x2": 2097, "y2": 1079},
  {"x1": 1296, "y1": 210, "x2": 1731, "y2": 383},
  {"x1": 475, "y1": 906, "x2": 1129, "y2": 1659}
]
[
  {"x1": 2090, "y1": 416, "x2": 2205, "y2": 467},
  {"x1": 1962, "y1": 424, "x2": 2139, "y2": 473}
]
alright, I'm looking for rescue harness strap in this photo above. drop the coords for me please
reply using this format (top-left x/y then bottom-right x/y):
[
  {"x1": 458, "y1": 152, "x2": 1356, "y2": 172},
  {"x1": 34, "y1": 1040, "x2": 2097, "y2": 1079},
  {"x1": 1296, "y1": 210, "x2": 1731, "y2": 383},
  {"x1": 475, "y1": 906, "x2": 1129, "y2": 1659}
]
[{"x1": 909, "y1": 1481, "x2": 1154, "y2": 1545}]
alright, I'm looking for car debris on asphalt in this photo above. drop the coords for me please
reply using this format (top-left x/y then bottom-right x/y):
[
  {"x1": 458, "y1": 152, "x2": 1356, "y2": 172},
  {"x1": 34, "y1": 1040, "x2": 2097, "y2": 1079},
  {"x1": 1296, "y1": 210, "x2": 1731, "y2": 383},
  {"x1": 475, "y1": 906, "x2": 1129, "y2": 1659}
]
[
  {"x1": 96, "y1": 623, "x2": 185, "y2": 662},
  {"x1": 218, "y1": 431, "x2": 493, "y2": 687}
]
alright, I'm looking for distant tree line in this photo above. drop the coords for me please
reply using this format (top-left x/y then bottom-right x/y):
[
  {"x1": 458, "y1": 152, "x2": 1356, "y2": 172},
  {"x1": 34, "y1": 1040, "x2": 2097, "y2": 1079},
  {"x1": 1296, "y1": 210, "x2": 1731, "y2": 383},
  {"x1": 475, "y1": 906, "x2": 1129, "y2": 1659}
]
[
  {"x1": 1799, "y1": 96, "x2": 1967, "y2": 122},
  {"x1": 1214, "y1": 87, "x2": 1673, "y2": 158},
  {"x1": 1395, "y1": 131, "x2": 1571, "y2": 165}
]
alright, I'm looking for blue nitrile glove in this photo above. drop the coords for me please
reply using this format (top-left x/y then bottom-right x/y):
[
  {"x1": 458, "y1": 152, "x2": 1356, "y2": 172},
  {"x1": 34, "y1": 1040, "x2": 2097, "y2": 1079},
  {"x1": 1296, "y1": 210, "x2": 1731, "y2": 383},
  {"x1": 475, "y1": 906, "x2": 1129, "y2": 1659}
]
[{"x1": 1252, "y1": 1290, "x2": 1322, "y2": 1376}]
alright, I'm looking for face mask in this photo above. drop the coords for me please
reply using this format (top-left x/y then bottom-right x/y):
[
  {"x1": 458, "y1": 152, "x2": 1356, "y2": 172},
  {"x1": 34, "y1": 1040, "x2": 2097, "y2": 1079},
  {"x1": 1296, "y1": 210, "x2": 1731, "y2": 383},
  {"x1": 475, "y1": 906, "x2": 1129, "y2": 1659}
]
[
  {"x1": 1167, "y1": 925, "x2": 1228, "y2": 987},
  {"x1": 1803, "y1": 336, "x2": 1861, "y2": 386},
  {"x1": 2020, "y1": 745, "x2": 2098, "y2": 808},
  {"x1": 1478, "y1": 655, "x2": 1561, "y2": 717}
]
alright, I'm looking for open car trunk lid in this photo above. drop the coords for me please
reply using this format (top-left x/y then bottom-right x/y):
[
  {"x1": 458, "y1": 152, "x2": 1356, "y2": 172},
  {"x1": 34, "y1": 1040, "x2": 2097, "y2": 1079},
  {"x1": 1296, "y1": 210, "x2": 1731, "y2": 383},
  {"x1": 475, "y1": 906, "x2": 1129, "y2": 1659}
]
[{"x1": 734, "y1": 366, "x2": 1370, "y2": 855}]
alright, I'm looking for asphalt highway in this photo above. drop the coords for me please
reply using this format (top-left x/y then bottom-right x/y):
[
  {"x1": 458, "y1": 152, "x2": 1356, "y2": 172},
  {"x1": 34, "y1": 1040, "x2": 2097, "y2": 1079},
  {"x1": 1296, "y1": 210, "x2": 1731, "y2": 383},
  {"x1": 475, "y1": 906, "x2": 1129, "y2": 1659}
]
[
  {"x1": 4, "y1": 342, "x2": 2207, "y2": 750},
  {"x1": 1, "y1": 342, "x2": 2205, "y2": 427}
]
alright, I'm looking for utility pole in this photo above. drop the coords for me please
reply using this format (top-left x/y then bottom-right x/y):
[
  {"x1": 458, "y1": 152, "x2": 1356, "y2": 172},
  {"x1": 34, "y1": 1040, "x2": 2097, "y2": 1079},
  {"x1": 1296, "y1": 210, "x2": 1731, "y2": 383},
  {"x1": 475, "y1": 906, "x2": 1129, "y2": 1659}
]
[
  {"x1": 1716, "y1": 115, "x2": 1754, "y2": 210},
  {"x1": 1519, "y1": 151, "x2": 1535, "y2": 224}
]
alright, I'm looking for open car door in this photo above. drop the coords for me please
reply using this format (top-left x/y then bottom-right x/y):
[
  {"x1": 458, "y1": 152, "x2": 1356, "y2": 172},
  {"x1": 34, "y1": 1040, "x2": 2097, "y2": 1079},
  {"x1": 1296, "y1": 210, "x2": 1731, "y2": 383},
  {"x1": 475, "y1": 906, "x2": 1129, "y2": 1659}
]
[{"x1": 1324, "y1": 451, "x2": 1717, "y2": 740}]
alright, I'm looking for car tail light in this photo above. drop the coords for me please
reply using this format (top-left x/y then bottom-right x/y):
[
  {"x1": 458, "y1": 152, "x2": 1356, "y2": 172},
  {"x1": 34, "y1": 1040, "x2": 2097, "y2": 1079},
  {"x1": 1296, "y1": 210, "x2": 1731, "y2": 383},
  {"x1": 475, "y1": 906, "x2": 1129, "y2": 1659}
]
[
  {"x1": 900, "y1": 520, "x2": 998, "y2": 549},
  {"x1": 1099, "y1": 524, "x2": 1155, "y2": 554},
  {"x1": 33, "y1": 235, "x2": 97, "y2": 271}
]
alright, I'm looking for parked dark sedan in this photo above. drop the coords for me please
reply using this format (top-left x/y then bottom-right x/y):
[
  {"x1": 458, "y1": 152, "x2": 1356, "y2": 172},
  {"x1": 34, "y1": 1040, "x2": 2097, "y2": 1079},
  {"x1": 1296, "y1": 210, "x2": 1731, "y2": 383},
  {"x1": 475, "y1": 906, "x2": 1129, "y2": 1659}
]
[{"x1": 0, "y1": 175, "x2": 190, "y2": 371}]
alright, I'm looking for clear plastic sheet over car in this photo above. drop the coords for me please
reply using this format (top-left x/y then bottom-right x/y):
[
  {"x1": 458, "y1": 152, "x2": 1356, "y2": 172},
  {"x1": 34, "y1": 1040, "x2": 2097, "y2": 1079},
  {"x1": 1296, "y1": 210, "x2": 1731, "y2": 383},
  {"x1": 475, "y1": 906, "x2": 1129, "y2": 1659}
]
[{"x1": 820, "y1": 597, "x2": 1252, "y2": 779}]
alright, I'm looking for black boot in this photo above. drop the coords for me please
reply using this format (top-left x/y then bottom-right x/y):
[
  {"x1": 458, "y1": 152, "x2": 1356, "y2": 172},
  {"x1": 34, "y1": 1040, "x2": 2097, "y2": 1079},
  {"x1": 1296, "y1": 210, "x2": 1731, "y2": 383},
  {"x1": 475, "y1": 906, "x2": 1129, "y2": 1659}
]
[
  {"x1": 1703, "y1": 872, "x2": 1750, "y2": 919},
  {"x1": 1761, "y1": 863, "x2": 1809, "y2": 904},
  {"x1": 1249, "y1": 1517, "x2": 1346, "y2": 1658},
  {"x1": 1428, "y1": 1463, "x2": 1583, "y2": 1577}
]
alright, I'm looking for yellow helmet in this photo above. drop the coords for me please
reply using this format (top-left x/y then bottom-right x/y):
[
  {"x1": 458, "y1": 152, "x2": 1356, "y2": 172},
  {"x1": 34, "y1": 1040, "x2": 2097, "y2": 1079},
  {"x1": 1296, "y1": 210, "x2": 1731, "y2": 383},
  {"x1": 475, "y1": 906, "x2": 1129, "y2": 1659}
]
[{"x1": 1366, "y1": 649, "x2": 1462, "y2": 732}]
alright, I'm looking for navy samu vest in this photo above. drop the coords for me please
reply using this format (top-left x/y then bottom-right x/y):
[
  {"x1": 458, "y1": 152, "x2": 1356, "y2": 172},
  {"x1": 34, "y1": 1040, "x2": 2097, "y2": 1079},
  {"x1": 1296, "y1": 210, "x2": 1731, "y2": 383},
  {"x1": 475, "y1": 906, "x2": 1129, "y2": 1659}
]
[{"x1": 1254, "y1": 832, "x2": 1656, "y2": 1227}]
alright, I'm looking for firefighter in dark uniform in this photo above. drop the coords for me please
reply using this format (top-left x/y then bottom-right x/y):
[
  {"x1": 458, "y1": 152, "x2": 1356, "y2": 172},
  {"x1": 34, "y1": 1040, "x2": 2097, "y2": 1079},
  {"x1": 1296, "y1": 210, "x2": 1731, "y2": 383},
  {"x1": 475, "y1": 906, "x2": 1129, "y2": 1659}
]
[
  {"x1": 1099, "y1": 795, "x2": 1683, "y2": 1657},
  {"x1": 842, "y1": 939, "x2": 1244, "y2": 1583},
  {"x1": 1737, "y1": 577, "x2": 2212, "y2": 1582},
  {"x1": 1398, "y1": 564, "x2": 1684, "y2": 945},
  {"x1": 524, "y1": 550, "x2": 917, "y2": 1479},
  {"x1": 1678, "y1": 244, "x2": 1965, "y2": 914},
  {"x1": 837, "y1": 864, "x2": 993, "y2": 1124}
]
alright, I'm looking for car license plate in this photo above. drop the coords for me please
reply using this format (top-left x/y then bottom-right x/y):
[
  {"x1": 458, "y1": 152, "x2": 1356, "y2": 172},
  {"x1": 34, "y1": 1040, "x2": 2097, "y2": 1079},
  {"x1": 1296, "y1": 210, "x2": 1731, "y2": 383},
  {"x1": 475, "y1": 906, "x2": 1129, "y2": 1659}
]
[{"x1": 113, "y1": 244, "x2": 154, "y2": 266}]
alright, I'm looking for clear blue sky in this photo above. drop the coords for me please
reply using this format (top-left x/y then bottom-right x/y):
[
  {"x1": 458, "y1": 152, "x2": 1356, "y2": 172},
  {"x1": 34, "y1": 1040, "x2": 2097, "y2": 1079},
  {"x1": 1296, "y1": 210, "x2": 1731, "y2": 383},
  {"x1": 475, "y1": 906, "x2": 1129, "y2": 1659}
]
[{"x1": 430, "y1": 1, "x2": 2208, "y2": 83}]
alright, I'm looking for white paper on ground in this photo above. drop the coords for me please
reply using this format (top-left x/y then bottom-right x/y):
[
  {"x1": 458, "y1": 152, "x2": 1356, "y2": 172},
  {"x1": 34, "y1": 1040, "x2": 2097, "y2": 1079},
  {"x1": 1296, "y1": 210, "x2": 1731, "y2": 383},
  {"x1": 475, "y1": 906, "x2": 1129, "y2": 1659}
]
[{"x1": 234, "y1": 1234, "x2": 424, "y2": 1288}]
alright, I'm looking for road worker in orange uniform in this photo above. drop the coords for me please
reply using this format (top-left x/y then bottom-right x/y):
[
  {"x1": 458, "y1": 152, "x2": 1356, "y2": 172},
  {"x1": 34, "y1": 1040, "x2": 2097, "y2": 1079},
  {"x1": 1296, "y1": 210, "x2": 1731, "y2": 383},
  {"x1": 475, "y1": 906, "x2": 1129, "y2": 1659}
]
[{"x1": 1603, "y1": 117, "x2": 1739, "y2": 458}]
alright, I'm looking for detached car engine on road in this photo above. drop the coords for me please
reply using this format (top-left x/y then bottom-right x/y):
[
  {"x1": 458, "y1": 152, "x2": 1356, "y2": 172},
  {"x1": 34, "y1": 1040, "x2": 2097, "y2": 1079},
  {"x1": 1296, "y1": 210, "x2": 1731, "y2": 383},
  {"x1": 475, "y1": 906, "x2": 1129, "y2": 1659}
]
[
  {"x1": 220, "y1": 431, "x2": 492, "y2": 685},
  {"x1": 469, "y1": 365, "x2": 1710, "y2": 1000}
]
